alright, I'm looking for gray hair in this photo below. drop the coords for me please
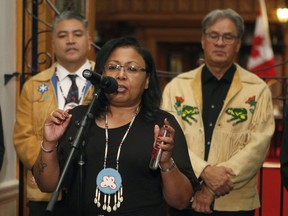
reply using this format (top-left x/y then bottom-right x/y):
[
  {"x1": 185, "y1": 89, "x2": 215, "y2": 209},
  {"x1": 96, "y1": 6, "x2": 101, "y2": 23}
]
[
  {"x1": 52, "y1": 11, "x2": 89, "y2": 35},
  {"x1": 201, "y1": 8, "x2": 245, "y2": 38}
]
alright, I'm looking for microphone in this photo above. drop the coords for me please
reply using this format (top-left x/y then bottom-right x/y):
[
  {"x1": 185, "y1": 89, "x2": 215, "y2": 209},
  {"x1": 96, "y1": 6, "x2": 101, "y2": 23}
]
[{"x1": 82, "y1": 69, "x2": 118, "y2": 93}]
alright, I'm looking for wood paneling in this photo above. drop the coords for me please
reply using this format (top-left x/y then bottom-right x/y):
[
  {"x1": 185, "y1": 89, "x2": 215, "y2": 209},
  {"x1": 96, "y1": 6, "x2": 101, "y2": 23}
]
[
  {"x1": 96, "y1": 0, "x2": 283, "y2": 23},
  {"x1": 95, "y1": 0, "x2": 288, "y2": 77}
]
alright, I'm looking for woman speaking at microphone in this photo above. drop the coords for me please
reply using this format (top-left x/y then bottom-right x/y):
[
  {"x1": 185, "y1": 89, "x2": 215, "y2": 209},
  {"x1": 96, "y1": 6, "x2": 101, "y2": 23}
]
[{"x1": 33, "y1": 36, "x2": 199, "y2": 216}]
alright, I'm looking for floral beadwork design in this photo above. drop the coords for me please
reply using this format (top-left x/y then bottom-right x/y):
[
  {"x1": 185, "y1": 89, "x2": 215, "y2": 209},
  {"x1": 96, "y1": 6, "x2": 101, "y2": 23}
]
[
  {"x1": 225, "y1": 108, "x2": 248, "y2": 126},
  {"x1": 38, "y1": 83, "x2": 49, "y2": 94},
  {"x1": 245, "y1": 96, "x2": 257, "y2": 114},
  {"x1": 174, "y1": 96, "x2": 199, "y2": 125},
  {"x1": 225, "y1": 96, "x2": 257, "y2": 126}
]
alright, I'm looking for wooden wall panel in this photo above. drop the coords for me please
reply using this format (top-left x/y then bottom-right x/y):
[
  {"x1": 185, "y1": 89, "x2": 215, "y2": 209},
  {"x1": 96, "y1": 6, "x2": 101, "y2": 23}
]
[
  {"x1": 86, "y1": 0, "x2": 96, "y2": 60},
  {"x1": 95, "y1": 0, "x2": 288, "y2": 78},
  {"x1": 96, "y1": 0, "x2": 284, "y2": 23}
]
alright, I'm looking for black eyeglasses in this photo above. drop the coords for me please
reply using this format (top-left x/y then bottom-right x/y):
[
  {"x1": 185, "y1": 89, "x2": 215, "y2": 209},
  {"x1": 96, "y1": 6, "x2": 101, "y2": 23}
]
[
  {"x1": 104, "y1": 64, "x2": 146, "y2": 74},
  {"x1": 204, "y1": 32, "x2": 239, "y2": 44}
]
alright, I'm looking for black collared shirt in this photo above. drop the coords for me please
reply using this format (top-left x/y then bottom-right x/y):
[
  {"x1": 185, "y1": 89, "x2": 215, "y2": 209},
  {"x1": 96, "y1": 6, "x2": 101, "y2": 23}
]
[{"x1": 202, "y1": 64, "x2": 236, "y2": 161}]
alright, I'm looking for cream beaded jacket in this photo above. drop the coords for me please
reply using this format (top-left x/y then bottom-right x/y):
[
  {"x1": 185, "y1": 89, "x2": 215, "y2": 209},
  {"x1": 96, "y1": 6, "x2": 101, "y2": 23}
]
[
  {"x1": 161, "y1": 64, "x2": 275, "y2": 211},
  {"x1": 13, "y1": 61, "x2": 95, "y2": 201}
]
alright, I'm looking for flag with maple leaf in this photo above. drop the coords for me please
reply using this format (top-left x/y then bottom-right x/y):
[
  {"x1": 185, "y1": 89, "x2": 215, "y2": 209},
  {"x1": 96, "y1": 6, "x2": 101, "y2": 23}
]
[{"x1": 247, "y1": 0, "x2": 276, "y2": 77}]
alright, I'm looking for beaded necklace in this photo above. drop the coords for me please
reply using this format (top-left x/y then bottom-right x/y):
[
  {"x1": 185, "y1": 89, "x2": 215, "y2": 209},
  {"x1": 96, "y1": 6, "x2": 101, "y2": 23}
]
[
  {"x1": 94, "y1": 106, "x2": 140, "y2": 212},
  {"x1": 55, "y1": 68, "x2": 87, "y2": 110}
]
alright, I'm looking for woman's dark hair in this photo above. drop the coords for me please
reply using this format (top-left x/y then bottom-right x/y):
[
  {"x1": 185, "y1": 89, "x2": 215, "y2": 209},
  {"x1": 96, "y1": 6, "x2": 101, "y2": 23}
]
[{"x1": 93, "y1": 36, "x2": 162, "y2": 122}]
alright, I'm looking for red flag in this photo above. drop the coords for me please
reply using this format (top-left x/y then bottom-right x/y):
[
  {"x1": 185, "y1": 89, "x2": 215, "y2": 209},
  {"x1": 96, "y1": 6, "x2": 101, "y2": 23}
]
[{"x1": 247, "y1": 0, "x2": 276, "y2": 77}]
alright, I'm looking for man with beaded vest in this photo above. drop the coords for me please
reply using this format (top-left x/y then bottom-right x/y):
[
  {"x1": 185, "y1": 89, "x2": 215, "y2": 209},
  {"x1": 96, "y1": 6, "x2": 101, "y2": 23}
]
[
  {"x1": 162, "y1": 9, "x2": 275, "y2": 216},
  {"x1": 13, "y1": 11, "x2": 95, "y2": 216}
]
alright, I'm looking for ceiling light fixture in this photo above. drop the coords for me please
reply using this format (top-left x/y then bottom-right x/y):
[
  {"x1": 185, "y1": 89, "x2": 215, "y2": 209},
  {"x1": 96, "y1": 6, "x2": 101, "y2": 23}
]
[{"x1": 277, "y1": 1, "x2": 288, "y2": 23}]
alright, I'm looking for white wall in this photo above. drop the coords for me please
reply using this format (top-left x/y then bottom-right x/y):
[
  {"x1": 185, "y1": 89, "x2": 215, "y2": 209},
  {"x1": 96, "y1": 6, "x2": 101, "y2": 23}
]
[{"x1": 0, "y1": 0, "x2": 18, "y2": 215}]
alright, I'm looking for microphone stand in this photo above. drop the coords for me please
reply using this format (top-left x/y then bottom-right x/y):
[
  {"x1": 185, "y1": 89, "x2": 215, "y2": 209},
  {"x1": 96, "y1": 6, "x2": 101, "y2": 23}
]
[{"x1": 46, "y1": 89, "x2": 101, "y2": 215}]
